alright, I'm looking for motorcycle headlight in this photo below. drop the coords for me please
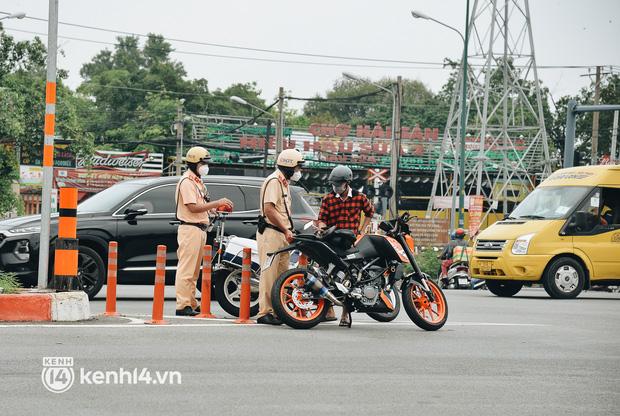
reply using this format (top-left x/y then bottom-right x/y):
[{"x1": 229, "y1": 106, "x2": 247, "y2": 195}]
[
  {"x1": 511, "y1": 233, "x2": 535, "y2": 255},
  {"x1": 9, "y1": 226, "x2": 41, "y2": 235}
]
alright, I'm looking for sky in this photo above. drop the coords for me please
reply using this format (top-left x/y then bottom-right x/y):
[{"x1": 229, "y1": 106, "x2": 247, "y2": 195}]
[{"x1": 1, "y1": 0, "x2": 619, "y2": 112}]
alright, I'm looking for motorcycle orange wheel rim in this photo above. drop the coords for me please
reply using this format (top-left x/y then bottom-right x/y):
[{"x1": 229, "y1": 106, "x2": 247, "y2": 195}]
[
  {"x1": 410, "y1": 282, "x2": 446, "y2": 323},
  {"x1": 279, "y1": 273, "x2": 325, "y2": 322}
]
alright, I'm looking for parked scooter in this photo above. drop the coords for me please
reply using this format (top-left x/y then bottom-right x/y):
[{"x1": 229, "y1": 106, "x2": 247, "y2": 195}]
[
  {"x1": 209, "y1": 213, "x2": 308, "y2": 317},
  {"x1": 209, "y1": 212, "x2": 260, "y2": 317}
]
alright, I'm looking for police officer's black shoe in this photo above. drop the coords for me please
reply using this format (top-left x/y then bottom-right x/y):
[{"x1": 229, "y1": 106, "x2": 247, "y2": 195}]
[
  {"x1": 176, "y1": 306, "x2": 199, "y2": 316},
  {"x1": 257, "y1": 314, "x2": 283, "y2": 325}
]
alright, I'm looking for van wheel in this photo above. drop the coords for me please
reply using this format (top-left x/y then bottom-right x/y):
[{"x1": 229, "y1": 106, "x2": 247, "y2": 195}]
[
  {"x1": 486, "y1": 280, "x2": 522, "y2": 297},
  {"x1": 542, "y1": 257, "x2": 585, "y2": 299}
]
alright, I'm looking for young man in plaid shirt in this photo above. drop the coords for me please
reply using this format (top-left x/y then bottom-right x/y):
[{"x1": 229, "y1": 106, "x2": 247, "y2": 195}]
[{"x1": 317, "y1": 165, "x2": 375, "y2": 326}]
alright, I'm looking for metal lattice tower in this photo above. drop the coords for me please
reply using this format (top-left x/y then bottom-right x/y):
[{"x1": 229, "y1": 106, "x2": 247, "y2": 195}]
[{"x1": 427, "y1": 0, "x2": 551, "y2": 225}]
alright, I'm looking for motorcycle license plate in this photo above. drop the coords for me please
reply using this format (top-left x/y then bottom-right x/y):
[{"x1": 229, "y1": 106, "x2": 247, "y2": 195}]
[
  {"x1": 458, "y1": 278, "x2": 469, "y2": 285},
  {"x1": 479, "y1": 261, "x2": 492, "y2": 272}
]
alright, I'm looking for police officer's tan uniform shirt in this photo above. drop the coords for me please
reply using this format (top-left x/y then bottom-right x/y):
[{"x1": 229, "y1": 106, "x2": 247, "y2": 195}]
[
  {"x1": 175, "y1": 170, "x2": 210, "y2": 224},
  {"x1": 260, "y1": 170, "x2": 292, "y2": 229}
]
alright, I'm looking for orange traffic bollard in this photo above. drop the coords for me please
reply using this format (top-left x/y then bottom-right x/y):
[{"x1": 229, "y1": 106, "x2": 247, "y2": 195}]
[
  {"x1": 235, "y1": 247, "x2": 254, "y2": 324},
  {"x1": 53, "y1": 187, "x2": 79, "y2": 291},
  {"x1": 104, "y1": 241, "x2": 119, "y2": 316},
  {"x1": 197, "y1": 245, "x2": 216, "y2": 319},
  {"x1": 146, "y1": 245, "x2": 168, "y2": 325},
  {"x1": 298, "y1": 253, "x2": 308, "y2": 267}
]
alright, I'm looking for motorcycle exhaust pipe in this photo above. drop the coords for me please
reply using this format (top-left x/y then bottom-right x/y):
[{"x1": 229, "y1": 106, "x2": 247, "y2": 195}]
[{"x1": 305, "y1": 274, "x2": 343, "y2": 306}]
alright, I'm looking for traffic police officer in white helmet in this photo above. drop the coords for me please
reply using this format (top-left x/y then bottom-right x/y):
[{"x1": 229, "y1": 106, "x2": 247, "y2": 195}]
[
  {"x1": 174, "y1": 146, "x2": 233, "y2": 316},
  {"x1": 256, "y1": 148, "x2": 304, "y2": 325}
]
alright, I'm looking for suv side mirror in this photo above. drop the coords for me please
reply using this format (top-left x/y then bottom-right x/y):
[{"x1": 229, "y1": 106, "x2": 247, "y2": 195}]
[{"x1": 124, "y1": 203, "x2": 148, "y2": 220}]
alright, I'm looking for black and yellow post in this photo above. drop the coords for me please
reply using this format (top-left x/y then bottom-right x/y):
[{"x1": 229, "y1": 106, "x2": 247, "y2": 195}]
[{"x1": 53, "y1": 187, "x2": 79, "y2": 291}]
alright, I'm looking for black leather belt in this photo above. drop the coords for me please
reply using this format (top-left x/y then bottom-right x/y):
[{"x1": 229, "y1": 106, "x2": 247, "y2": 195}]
[
  {"x1": 179, "y1": 221, "x2": 208, "y2": 231},
  {"x1": 264, "y1": 223, "x2": 284, "y2": 234}
]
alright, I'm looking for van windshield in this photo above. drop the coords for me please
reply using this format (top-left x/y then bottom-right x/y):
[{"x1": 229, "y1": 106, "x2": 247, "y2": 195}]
[{"x1": 509, "y1": 186, "x2": 591, "y2": 220}]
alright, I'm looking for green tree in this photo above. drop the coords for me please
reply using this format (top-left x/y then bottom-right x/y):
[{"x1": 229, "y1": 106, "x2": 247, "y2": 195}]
[
  {"x1": 303, "y1": 77, "x2": 448, "y2": 129},
  {"x1": 78, "y1": 35, "x2": 268, "y2": 153},
  {"x1": 0, "y1": 144, "x2": 20, "y2": 216},
  {"x1": 0, "y1": 26, "x2": 94, "y2": 158},
  {"x1": 0, "y1": 26, "x2": 94, "y2": 215}
]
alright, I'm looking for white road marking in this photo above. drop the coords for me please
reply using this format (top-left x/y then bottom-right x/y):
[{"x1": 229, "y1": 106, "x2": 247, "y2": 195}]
[
  {"x1": 124, "y1": 316, "x2": 146, "y2": 325},
  {"x1": 131, "y1": 313, "x2": 235, "y2": 322},
  {"x1": 0, "y1": 320, "x2": 546, "y2": 329},
  {"x1": 0, "y1": 323, "x2": 256, "y2": 328}
]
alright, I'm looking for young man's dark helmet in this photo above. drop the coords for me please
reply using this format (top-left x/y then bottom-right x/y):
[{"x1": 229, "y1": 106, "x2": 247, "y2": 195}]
[{"x1": 328, "y1": 165, "x2": 353, "y2": 185}]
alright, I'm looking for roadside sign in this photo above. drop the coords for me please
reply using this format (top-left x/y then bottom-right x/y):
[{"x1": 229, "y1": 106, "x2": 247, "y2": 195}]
[
  {"x1": 408, "y1": 217, "x2": 450, "y2": 247},
  {"x1": 468, "y1": 195, "x2": 484, "y2": 237},
  {"x1": 368, "y1": 168, "x2": 389, "y2": 182}
]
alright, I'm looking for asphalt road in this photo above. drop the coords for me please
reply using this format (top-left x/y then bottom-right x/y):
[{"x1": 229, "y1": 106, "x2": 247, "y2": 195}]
[{"x1": 1, "y1": 287, "x2": 619, "y2": 416}]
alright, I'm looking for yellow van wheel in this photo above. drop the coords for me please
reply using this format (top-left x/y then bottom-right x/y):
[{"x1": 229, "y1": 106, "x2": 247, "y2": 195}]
[
  {"x1": 542, "y1": 257, "x2": 585, "y2": 299},
  {"x1": 486, "y1": 280, "x2": 522, "y2": 297}
]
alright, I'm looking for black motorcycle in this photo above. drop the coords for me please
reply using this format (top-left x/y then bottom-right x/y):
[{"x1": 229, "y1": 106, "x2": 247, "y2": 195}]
[{"x1": 267, "y1": 213, "x2": 448, "y2": 330}]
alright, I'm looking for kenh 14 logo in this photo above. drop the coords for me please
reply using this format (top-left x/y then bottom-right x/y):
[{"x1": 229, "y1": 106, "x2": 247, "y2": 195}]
[{"x1": 41, "y1": 357, "x2": 75, "y2": 394}]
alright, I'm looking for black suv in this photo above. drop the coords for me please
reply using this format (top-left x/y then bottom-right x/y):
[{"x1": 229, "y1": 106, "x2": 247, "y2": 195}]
[{"x1": 0, "y1": 175, "x2": 316, "y2": 298}]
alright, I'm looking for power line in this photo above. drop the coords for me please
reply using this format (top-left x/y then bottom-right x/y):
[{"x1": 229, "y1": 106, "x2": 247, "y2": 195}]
[
  {"x1": 3, "y1": 24, "x2": 612, "y2": 71},
  {"x1": 3, "y1": 27, "x2": 445, "y2": 70},
  {"x1": 285, "y1": 90, "x2": 384, "y2": 102},
  {"x1": 0, "y1": 11, "x2": 448, "y2": 66}
]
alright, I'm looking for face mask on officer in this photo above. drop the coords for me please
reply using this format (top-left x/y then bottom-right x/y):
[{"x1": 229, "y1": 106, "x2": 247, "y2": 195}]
[
  {"x1": 290, "y1": 171, "x2": 302, "y2": 182},
  {"x1": 198, "y1": 164, "x2": 209, "y2": 177},
  {"x1": 332, "y1": 182, "x2": 347, "y2": 195}
]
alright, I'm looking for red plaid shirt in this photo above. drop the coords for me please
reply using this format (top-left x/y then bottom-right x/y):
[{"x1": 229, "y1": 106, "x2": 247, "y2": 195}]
[{"x1": 318, "y1": 189, "x2": 374, "y2": 232}]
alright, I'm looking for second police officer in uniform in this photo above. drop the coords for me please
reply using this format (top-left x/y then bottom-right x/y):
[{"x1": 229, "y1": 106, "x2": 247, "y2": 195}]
[{"x1": 256, "y1": 149, "x2": 305, "y2": 325}]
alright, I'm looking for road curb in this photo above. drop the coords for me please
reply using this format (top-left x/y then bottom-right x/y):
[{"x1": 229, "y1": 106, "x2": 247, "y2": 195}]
[{"x1": 0, "y1": 291, "x2": 90, "y2": 322}]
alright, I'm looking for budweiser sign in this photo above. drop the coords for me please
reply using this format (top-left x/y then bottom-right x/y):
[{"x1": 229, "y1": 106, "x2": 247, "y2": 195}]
[{"x1": 76, "y1": 150, "x2": 152, "y2": 170}]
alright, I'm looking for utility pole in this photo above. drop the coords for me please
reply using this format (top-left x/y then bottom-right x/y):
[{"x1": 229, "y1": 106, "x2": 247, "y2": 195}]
[
  {"x1": 502, "y1": 0, "x2": 509, "y2": 216},
  {"x1": 175, "y1": 99, "x2": 185, "y2": 175},
  {"x1": 276, "y1": 87, "x2": 284, "y2": 154},
  {"x1": 457, "y1": 0, "x2": 470, "y2": 229},
  {"x1": 611, "y1": 110, "x2": 619, "y2": 164},
  {"x1": 591, "y1": 65, "x2": 602, "y2": 165},
  {"x1": 37, "y1": 0, "x2": 59, "y2": 289},
  {"x1": 389, "y1": 76, "x2": 402, "y2": 219}
]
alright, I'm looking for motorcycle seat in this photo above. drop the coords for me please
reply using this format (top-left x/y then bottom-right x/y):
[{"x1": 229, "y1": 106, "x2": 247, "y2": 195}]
[{"x1": 324, "y1": 229, "x2": 357, "y2": 251}]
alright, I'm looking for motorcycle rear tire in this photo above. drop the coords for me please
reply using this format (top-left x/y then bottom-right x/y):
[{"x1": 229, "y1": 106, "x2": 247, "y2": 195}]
[{"x1": 271, "y1": 268, "x2": 329, "y2": 330}]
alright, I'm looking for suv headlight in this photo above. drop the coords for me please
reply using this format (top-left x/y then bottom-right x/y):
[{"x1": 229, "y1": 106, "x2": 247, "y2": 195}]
[
  {"x1": 9, "y1": 226, "x2": 41, "y2": 235},
  {"x1": 512, "y1": 233, "x2": 535, "y2": 255}
]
